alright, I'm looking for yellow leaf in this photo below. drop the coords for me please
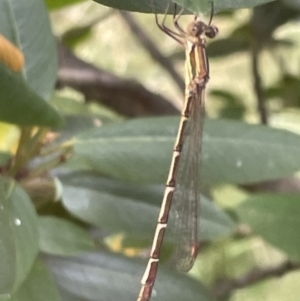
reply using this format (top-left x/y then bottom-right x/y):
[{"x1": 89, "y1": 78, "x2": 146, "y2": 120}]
[
  {"x1": 105, "y1": 233, "x2": 143, "y2": 257},
  {"x1": 0, "y1": 34, "x2": 24, "y2": 72},
  {"x1": 0, "y1": 122, "x2": 20, "y2": 153}
]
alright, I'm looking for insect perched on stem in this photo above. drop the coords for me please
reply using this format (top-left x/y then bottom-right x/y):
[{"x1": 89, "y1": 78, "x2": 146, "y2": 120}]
[{"x1": 137, "y1": 2, "x2": 218, "y2": 301}]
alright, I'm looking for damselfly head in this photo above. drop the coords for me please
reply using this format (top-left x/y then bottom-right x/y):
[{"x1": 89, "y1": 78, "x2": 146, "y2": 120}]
[
  {"x1": 187, "y1": 20, "x2": 218, "y2": 39},
  {"x1": 186, "y1": 1, "x2": 218, "y2": 39},
  {"x1": 205, "y1": 24, "x2": 218, "y2": 38}
]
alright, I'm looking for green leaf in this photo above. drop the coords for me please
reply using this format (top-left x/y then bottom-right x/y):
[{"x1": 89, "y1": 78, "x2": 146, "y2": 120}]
[
  {"x1": 93, "y1": 0, "x2": 171, "y2": 13},
  {"x1": 10, "y1": 259, "x2": 61, "y2": 301},
  {"x1": 72, "y1": 117, "x2": 300, "y2": 186},
  {"x1": 60, "y1": 171, "x2": 165, "y2": 206},
  {"x1": 50, "y1": 96, "x2": 94, "y2": 116},
  {"x1": 62, "y1": 183, "x2": 234, "y2": 242},
  {"x1": 0, "y1": 177, "x2": 39, "y2": 296},
  {"x1": 0, "y1": 63, "x2": 63, "y2": 127},
  {"x1": 0, "y1": 182, "x2": 16, "y2": 296},
  {"x1": 44, "y1": 252, "x2": 212, "y2": 301},
  {"x1": 209, "y1": 89, "x2": 246, "y2": 120},
  {"x1": 173, "y1": 0, "x2": 276, "y2": 13},
  {"x1": 201, "y1": 197, "x2": 235, "y2": 240},
  {"x1": 0, "y1": 0, "x2": 57, "y2": 100},
  {"x1": 283, "y1": 0, "x2": 300, "y2": 10},
  {"x1": 236, "y1": 193, "x2": 300, "y2": 261},
  {"x1": 208, "y1": 37, "x2": 250, "y2": 58},
  {"x1": 0, "y1": 152, "x2": 10, "y2": 167},
  {"x1": 49, "y1": 95, "x2": 121, "y2": 121},
  {"x1": 38, "y1": 216, "x2": 95, "y2": 256},
  {"x1": 9, "y1": 181, "x2": 39, "y2": 293},
  {"x1": 226, "y1": 270, "x2": 300, "y2": 301},
  {"x1": 92, "y1": 0, "x2": 276, "y2": 13},
  {"x1": 45, "y1": 0, "x2": 85, "y2": 9}
]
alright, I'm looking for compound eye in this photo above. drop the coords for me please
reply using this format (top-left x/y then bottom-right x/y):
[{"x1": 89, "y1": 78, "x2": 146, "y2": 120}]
[
  {"x1": 205, "y1": 25, "x2": 218, "y2": 38},
  {"x1": 192, "y1": 24, "x2": 200, "y2": 36}
]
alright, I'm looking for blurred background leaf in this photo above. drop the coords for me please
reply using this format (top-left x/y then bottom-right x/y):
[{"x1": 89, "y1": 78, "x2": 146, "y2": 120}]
[
  {"x1": 1, "y1": 0, "x2": 300, "y2": 301},
  {"x1": 0, "y1": 0, "x2": 57, "y2": 100}
]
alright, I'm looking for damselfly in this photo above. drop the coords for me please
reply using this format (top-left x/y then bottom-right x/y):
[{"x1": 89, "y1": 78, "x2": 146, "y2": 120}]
[{"x1": 137, "y1": 3, "x2": 218, "y2": 300}]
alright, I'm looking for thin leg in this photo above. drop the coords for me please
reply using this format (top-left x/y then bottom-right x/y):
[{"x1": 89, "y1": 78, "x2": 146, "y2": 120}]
[
  {"x1": 161, "y1": 4, "x2": 184, "y2": 39},
  {"x1": 155, "y1": 3, "x2": 184, "y2": 44},
  {"x1": 173, "y1": 4, "x2": 186, "y2": 35}
]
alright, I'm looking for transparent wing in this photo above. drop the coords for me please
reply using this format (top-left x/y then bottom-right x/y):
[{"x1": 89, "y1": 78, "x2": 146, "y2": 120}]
[{"x1": 168, "y1": 85, "x2": 205, "y2": 272}]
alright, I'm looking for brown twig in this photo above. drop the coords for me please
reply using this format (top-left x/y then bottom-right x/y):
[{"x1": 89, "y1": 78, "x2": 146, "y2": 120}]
[
  {"x1": 251, "y1": 41, "x2": 268, "y2": 125},
  {"x1": 57, "y1": 42, "x2": 179, "y2": 117},
  {"x1": 250, "y1": 1, "x2": 300, "y2": 125},
  {"x1": 212, "y1": 260, "x2": 300, "y2": 299},
  {"x1": 118, "y1": 10, "x2": 185, "y2": 93}
]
